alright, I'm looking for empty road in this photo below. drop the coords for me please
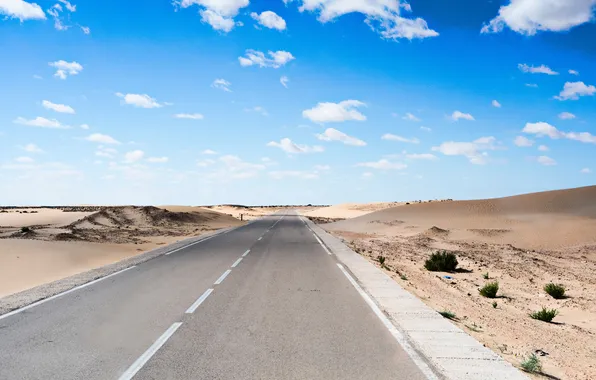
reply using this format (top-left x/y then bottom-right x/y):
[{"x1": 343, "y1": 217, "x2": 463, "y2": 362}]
[{"x1": 0, "y1": 213, "x2": 427, "y2": 379}]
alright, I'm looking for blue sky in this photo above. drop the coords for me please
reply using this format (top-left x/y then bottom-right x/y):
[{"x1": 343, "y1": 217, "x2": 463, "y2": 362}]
[{"x1": 0, "y1": 0, "x2": 595, "y2": 206}]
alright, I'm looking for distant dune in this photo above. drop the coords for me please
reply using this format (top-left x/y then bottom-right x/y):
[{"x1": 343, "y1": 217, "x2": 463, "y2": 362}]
[{"x1": 303, "y1": 202, "x2": 407, "y2": 219}]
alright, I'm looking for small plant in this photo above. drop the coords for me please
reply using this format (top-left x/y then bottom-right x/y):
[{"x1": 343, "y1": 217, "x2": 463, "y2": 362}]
[
  {"x1": 482, "y1": 272, "x2": 489, "y2": 280},
  {"x1": 530, "y1": 307, "x2": 559, "y2": 322},
  {"x1": 377, "y1": 256, "x2": 386, "y2": 265},
  {"x1": 492, "y1": 301, "x2": 498, "y2": 308},
  {"x1": 424, "y1": 250, "x2": 458, "y2": 272},
  {"x1": 479, "y1": 281, "x2": 499, "y2": 298},
  {"x1": 20, "y1": 226, "x2": 32, "y2": 233},
  {"x1": 544, "y1": 283, "x2": 566, "y2": 299},
  {"x1": 400, "y1": 274, "x2": 408, "y2": 281},
  {"x1": 439, "y1": 310, "x2": 457, "y2": 320},
  {"x1": 521, "y1": 353, "x2": 542, "y2": 373}
]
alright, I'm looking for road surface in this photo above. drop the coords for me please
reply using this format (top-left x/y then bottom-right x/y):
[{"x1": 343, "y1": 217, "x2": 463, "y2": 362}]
[{"x1": 0, "y1": 213, "x2": 427, "y2": 379}]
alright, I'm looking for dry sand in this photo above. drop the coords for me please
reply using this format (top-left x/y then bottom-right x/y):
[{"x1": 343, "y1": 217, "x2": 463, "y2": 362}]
[
  {"x1": 321, "y1": 186, "x2": 596, "y2": 380},
  {"x1": 0, "y1": 206, "x2": 242, "y2": 298}
]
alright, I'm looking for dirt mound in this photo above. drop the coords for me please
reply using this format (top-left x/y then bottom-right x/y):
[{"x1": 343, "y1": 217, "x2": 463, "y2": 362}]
[{"x1": 425, "y1": 226, "x2": 449, "y2": 236}]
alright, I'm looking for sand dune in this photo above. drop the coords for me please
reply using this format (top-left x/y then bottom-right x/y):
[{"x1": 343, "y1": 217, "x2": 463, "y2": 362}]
[
  {"x1": 0, "y1": 208, "x2": 94, "y2": 228},
  {"x1": 303, "y1": 202, "x2": 407, "y2": 219}
]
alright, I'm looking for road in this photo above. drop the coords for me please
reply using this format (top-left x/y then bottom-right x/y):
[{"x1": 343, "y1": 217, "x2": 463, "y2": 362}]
[{"x1": 0, "y1": 213, "x2": 427, "y2": 379}]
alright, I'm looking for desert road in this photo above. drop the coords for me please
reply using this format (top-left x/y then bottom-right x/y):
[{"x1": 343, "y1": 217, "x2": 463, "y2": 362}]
[{"x1": 0, "y1": 212, "x2": 428, "y2": 379}]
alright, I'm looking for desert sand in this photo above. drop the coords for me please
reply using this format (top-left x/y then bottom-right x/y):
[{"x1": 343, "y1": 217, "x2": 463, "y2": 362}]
[
  {"x1": 319, "y1": 186, "x2": 596, "y2": 380},
  {"x1": 0, "y1": 206, "x2": 242, "y2": 297}
]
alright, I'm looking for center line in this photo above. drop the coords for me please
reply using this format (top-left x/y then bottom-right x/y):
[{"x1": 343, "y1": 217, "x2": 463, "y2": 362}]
[
  {"x1": 118, "y1": 322, "x2": 183, "y2": 380},
  {"x1": 257, "y1": 237, "x2": 262, "y2": 241},
  {"x1": 185, "y1": 289, "x2": 213, "y2": 314},
  {"x1": 214, "y1": 269, "x2": 232, "y2": 285},
  {"x1": 242, "y1": 249, "x2": 250, "y2": 257},
  {"x1": 231, "y1": 257, "x2": 243, "y2": 268}
]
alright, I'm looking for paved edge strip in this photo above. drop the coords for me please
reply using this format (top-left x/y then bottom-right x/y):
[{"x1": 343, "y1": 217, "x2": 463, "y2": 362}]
[
  {"x1": 118, "y1": 322, "x2": 183, "y2": 380},
  {"x1": 185, "y1": 288, "x2": 214, "y2": 314},
  {"x1": 302, "y1": 216, "x2": 528, "y2": 380}
]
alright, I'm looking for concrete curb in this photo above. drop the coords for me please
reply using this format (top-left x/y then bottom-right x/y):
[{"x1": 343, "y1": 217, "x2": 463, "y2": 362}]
[{"x1": 304, "y1": 218, "x2": 528, "y2": 380}]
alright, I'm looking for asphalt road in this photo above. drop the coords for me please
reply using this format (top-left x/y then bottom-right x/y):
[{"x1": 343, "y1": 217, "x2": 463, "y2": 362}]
[{"x1": 0, "y1": 213, "x2": 427, "y2": 380}]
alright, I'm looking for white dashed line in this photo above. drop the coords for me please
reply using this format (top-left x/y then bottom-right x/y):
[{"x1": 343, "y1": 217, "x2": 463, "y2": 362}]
[
  {"x1": 231, "y1": 258, "x2": 243, "y2": 268},
  {"x1": 185, "y1": 289, "x2": 214, "y2": 314},
  {"x1": 336, "y1": 264, "x2": 439, "y2": 380},
  {"x1": 118, "y1": 322, "x2": 183, "y2": 380},
  {"x1": 214, "y1": 270, "x2": 232, "y2": 285},
  {"x1": 0, "y1": 266, "x2": 136, "y2": 321},
  {"x1": 313, "y1": 233, "x2": 332, "y2": 255},
  {"x1": 257, "y1": 237, "x2": 262, "y2": 241},
  {"x1": 242, "y1": 249, "x2": 250, "y2": 257}
]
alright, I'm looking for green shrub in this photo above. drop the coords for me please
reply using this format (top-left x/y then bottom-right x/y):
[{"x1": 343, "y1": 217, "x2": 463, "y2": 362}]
[
  {"x1": 439, "y1": 310, "x2": 457, "y2": 320},
  {"x1": 492, "y1": 301, "x2": 497, "y2": 308},
  {"x1": 400, "y1": 274, "x2": 408, "y2": 281},
  {"x1": 530, "y1": 307, "x2": 558, "y2": 322},
  {"x1": 479, "y1": 281, "x2": 499, "y2": 298},
  {"x1": 544, "y1": 283, "x2": 566, "y2": 299},
  {"x1": 520, "y1": 353, "x2": 542, "y2": 373},
  {"x1": 377, "y1": 256, "x2": 386, "y2": 265},
  {"x1": 482, "y1": 272, "x2": 489, "y2": 280},
  {"x1": 424, "y1": 251, "x2": 458, "y2": 272}
]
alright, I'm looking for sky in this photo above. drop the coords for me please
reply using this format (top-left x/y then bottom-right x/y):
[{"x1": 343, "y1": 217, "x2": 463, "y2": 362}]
[{"x1": 0, "y1": 0, "x2": 595, "y2": 206}]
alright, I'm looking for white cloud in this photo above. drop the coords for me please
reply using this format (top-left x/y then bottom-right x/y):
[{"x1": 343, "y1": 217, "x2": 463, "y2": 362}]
[
  {"x1": 402, "y1": 112, "x2": 420, "y2": 122},
  {"x1": 174, "y1": 113, "x2": 204, "y2": 119},
  {"x1": 492, "y1": 100, "x2": 502, "y2": 108},
  {"x1": 451, "y1": 110, "x2": 475, "y2": 121},
  {"x1": 482, "y1": 0, "x2": 596, "y2": 35},
  {"x1": 49, "y1": 60, "x2": 83, "y2": 79},
  {"x1": 85, "y1": 133, "x2": 121, "y2": 145},
  {"x1": 15, "y1": 156, "x2": 34, "y2": 163},
  {"x1": 197, "y1": 159, "x2": 216, "y2": 167},
  {"x1": 42, "y1": 100, "x2": 75, "y2": 114},
  {"x1": 514, "y1": 136, "x2": 534, "y2": 147},
  {"x1": 538, "y1": 145, "x2": 549, "y2": 151},
  {"x1": 518, "y1": 63, "x2": 559, "y2": 75},
  {"x1": 14, "y1": 116, "x2": 70, "y2": 129},
  {"x1": 362, "y1": 172, "x2": 374, "y2": 178},
  {"x1": 80, "y1": 124, "x2": 90, "y2": 130},
  {"x1": 420, "y1": 126, "x2": 432, "y2": 132},
  {"x1": 522, "y1": 122, "x2": 596, "y2": 143},
  {"x1": 202, "y1": 149, "x2": 217, "y2": 155},
  {"x1": 58, "y1": 0, "x2": 76, "y2": 12},
  {"x1": 537, "y1": 155, "x2": 557, "y2": 166},
  {"x1": 116, "y1": 93, "x2": 163, "y2": 108},
  {"x1": 554, "y1": 81, "x2": 596, "y2": 101},
  {"x1": 569, "y1": 69, "x2": 580, "y2": 75},
  {"x1": 33, "y1": 74, "x2": 42, "y2": 79},
  {"x1": 147, "y1": 157, "x2": 169, "y2": 163},
  {"x1": 124, "y1": 150, "x2": 145, "y2": 163},
  {"x1": 558, "y1": 112, "x2": 576, "y2": 120},
  {"x1": 267, "y1": 138, "x2": 324, "y2": 154},
  {"x1": 21, "y1": 143, "x2": 43, "y2": 153},
  {"x1": 302, "y1": 100, "x2": 366, "y2": 123},
  {"x1": 238, "y1": 50, "x2": 295, "y2": 68},
  {"x1": 95, "y1": 146, "x2": 117, "y2": 159},
  {"x1": 356, "y1": 159, "x2": 407, "y2": 170},
  {"x1": 525, "y1": 83, "x2": 539, "y2": 88},
  {"x1": 251, "y1": 11, "x2": 287, "y2": 30},
  {"x1": 269, "y1": 170, "x2": 318, "y2": 180},
  {"x1": 381, "y1": 134, "x2": 420, "y2": 144},
  {"x1": 316, "y1": 128, "x2": 366, "y2": 146},
  {"x1": 405, "y1": 153, "x2": 437, "y2": 160},
  {"x1": 581, "y1": 168, "x2": 592, "y2": 174},
  {"x1": 80, "y1": 26, "x2": 90, "y2": 34},
  {"x1": 175, "y1": 0, "x2": 249, "y2": 32},
  {"x1": 212, "y1": 78, "x2": 232, "y2": 92},
  {"x1": 0, "y1": 0, "x2": 46, "y2": 21},
  {"x1": 291, "y1": 0, "x2": 438, "y2": 40},
  {"x1": 244, "y1": 106, "x2": 268, "y2": 116},
  {"x1": 432, "y1": 136, "x2": 498, "y2": 165},
  {"x1": 214, "y1": 155, "x2": 266, "y2": 179},
  {"x1": 314, "y1": 164, "x2": 330, "y2": 171},
  {"x1": 280, "y1": 76, "x2": 289, "y2": 88}
]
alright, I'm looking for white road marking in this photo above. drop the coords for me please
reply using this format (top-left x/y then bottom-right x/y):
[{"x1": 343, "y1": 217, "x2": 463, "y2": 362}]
[
  {"x1": 231, "y1": 257, "x2": 243, "y2": 268},
  {"x1": 257, "y1": 237, "x2": 262, "y2": 241},
  {"x1": 270, "y1": 215, "x2": 284, "y2": 229},
  {"x1": 165, "y1": 233, "x2": 220, "y2": 255},
  {"x1": 0, "y1": 266, "x2": 136, "y2": 321},
  {"x1": 242, "y1": 249, "x2": 250, "y2": 257},
  {"x1": 313, "y1": 233, "x2": 332, "y2": 255},
  {"x1": 336, "y1": 264, "x2": 439, "y2": 380},
  {"x1": 118, "y1": 322, "x2": 183, "y2": 380},
  {"x1": 214, "y1": 269, "x2": 232, "y2": 285},
  {"x1": 185, "y1": 289, "x2": 214, "y2": 314}
]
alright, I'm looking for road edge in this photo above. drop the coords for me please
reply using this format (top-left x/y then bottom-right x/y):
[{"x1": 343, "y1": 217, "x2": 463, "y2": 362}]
[{"x1": 303, "y1": 217, "x2": 528, "y2": 380}]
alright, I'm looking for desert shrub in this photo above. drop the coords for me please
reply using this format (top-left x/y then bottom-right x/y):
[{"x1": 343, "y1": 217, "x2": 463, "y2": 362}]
[
  {"x1": 530, "y1": 307, "x2": 558, "y2": 322},
  {"x1": 492, "y1": 301, "x2": 498, "y2": 308},
  {"x1": 521, "y1": 353, "x2": 542, "y2": 373},
  {"x1": 439, "y1": 310, "x2": 456, "y2": 320},
  {"x1": 544, "y1": 283, "x2": 566, "y2": 299},
  {"x1": 479, "y1": 281, "x2": 499, "y2": 298},
  {"x1": 400, "y1": 274, "x2": 408, "y2": 281},
  {"x1": 21, "y1": 226, "x2": 32, "y2": 233},
  {"x1": 424, "y1": 251, "x2": 458, "y2": 272},
  {"x1": 377, "y1": 256, "x2": 386, "y2": 265},
  {"x1": 482, "y1": 272, "x2": 489, "y2": 280}
]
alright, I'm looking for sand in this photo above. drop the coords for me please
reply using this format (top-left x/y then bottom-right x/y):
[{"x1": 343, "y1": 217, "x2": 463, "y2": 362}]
[
  {"x1": 0, "y1": 208, "x2": 94, "y2": 228},
  {"x1": 322, "y1": 186, "x2": 596, "y2": 379}
]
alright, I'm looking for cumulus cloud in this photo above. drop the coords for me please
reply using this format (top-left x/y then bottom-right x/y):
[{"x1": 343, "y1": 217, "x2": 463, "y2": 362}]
[
  {"x1": 95, "y1": 146, "x2": 117, "y2": 159},
  {"x1": 356, "y1": 159, "x2": 407, "y2": 170},
  {"x1": 269, "y1": 170, "x2": 319, "y2": 180},
  {"x1": 0, "y1": 0, "x2": 46, "y2": 21},
  {"x1": 84, "y1": 133, "x2": 121, "y2": 144},
  {"x1": 42, "y1": 100, "x2": 75, "y2": 114},
  {"x1": 518, "y1": 63, "x2": 559, "y2": 75},
  {"x1": 14, "y1": 116, "x2": 70, "y2": 129},
  {"x1": 569, "y1": 69, "x2": 579, "y2": 75},
  {"x1": 251, "y1": 10, "x2": 286, "y2": 30},
  {"x1": 212, "y1": 78, "x2": 232, "y2": 92},
  {"x1": 514, "y1": 136, "x2": 534, "y2": 147},
  {"x1": 451, "y1": 111, "x2": 475, "y2": 121},
  {"x1": 432, "y1": 136, "x2": 498, "y2": 165},
  {"x1": 420, "y1": 126, "x2": 432, "y2": 132},
  {"x1": 21, "y1": 143, "x2": 44, "y2": 153},
  {"x1": 537, "y1": 155, "x2": 557, "y2": 166},
  {"x1": 147, "y1": 157, "x2": 169, "y2": 163},
  {"x1": 80, "y1": 124, "x2": 90, "y2": 130},
  {"x1": 49, "y1": 60, "x2": 83, "y2": 79},
  {"x1": 538, "y1": 145, "x2": 549, "y2": 151},
  {"x1": 124, "y1": 150, "x2": 145, "y2": 163},
  {"x1": 197, "y1": 159, "x2": 216, "y2": 167},
  {"x1": 116, "y1": 93, "x2": 163, "y2": 108},
  {"x1": 402, "y1": 112, "x2": 420, "y2": 122},
  {"x1": 581, "y1": 168, "x2": 592, "y2": 174},
  {"x1": 492, "y1": 100, "x2": 502, "y2": 108},
  {"x1": 481, "y1": 0, "x2": 596, "y2": 35},
  {"x1": 316, "y1": 128, "x2": 366, "y2": 146},
  {"x1": 174, "y1": 113, "x2": 204, "y2": 119},
  {"x1": 244, "y1": 106, "x2": 268, "y2": 116},
  {"x1": 554, "y1": 81, "x2": 596, "y2": 100},
  {"x1": 15, "y1": 156, "x2": 35, "y2": 163},
  {"x1": 267, "y1": 138, "x2": 324, "y2": 154},
  {"x1": 238, "y1": 50, "x2": 295, "y2": 68},
  {"x1": 405, "y1": 153, "x2": 437, "y2": 160},
  {"x1": 280, "y1": 76, "x2": 289, "y2": 88},
  {"x1": 382, "y1": 134, "x2": 420, "y2": 144},
  {"x1": 302, "y1": 100, "x2": 366, "y2": 123},
  {"x1": 558, "y1": 112, "x2": 576, "y2": 120},
  {"x1": 213, "y1": 155, "x2": 266, "y2": 179},
  {"x1": 202, "y1": 149, "x2": 217, "y2": 155},
  {"x1": 522, "y1": 122, "x2": 596, "y2": 143},
  {"x1": 289, "y1": 0, "x2": 438, "y2": 40},
  {"x1": 174, "y1": 0, "x2": 249, "y2": 32}
]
